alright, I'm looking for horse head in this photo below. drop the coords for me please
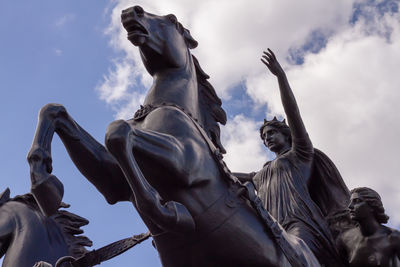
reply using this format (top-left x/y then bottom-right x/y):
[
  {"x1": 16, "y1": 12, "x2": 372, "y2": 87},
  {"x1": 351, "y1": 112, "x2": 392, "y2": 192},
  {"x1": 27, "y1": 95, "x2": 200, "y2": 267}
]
[
  {"x1": 0, "y1": 189, "x2": 91, "y2": 267},
  {"x1": 121, "y1": 5, "x2": 227, "y2": 154},
  {"x1": 121, "y1": 5, "x2": 198, "y2": 75}
]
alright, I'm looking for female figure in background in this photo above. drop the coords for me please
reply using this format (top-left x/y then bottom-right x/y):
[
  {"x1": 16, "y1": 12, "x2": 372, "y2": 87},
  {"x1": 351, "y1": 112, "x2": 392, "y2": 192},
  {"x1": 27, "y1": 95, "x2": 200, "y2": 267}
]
[{"x1": 338, "y1": 187, "x2": 400, "y2": 266}]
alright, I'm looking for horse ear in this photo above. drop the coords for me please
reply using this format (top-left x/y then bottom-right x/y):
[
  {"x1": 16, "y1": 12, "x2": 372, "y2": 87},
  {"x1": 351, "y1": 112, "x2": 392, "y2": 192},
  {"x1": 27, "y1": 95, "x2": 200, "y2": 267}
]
[
  {"x1": 0, "y1": 188, "x2": 10, "y2": 205},
  {"x1": 183, "y1": 29, "x2": 198, "y2": 49}
]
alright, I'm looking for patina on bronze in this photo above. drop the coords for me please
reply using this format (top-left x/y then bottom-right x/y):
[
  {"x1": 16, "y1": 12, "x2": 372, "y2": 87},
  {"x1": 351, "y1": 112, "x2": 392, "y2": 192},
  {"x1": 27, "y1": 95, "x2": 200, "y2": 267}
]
[
  {"x1": 337, "y1": 187, "x2": 400, "y2": 266},
  {"x1": 26, "y1": 6, "x2": 322, "y2": 267}
]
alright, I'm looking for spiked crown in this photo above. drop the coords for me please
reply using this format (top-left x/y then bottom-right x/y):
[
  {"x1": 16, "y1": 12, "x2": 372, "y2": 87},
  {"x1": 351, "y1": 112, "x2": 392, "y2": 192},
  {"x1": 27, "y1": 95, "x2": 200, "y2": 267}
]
[{"x1": 259, "y1": 116, "x2": 291, "y2": 140}]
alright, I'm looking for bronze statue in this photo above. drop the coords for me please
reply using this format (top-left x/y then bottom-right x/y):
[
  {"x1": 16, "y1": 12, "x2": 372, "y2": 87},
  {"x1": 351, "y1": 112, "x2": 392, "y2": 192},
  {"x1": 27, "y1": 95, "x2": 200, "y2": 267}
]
[
  {"x1": 0, "y1": 188, "x2": 91, "y2": 267},
  {"x1": 337, "y1": 187, "x2": 400, "y2": 266},
  {"x1": 236, "y1": 49, "x2": 350, "y2": 266},
  {"x1": 27, "y1": 6, "x2": 321, "y2": 267},
  {"x1": 33, "y1": 262, "x2": 52, "y2": 267}
]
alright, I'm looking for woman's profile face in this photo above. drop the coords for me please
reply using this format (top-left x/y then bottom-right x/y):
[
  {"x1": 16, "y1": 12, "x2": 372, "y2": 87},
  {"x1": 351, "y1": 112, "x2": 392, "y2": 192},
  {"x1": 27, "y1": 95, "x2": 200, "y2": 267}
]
[{"x1": 349, "y1": 192, "x2": 374, "y2": 222}]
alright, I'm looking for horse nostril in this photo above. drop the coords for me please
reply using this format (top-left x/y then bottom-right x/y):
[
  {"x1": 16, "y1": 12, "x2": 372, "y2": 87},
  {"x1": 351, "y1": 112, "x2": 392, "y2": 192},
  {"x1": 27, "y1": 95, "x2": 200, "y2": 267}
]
[
  {"x1": 121, "y1": 6, "x2": 134, "y2": 20},
  {"x1": 133, "y1": 5, "x2": 144, "y2": 16}
]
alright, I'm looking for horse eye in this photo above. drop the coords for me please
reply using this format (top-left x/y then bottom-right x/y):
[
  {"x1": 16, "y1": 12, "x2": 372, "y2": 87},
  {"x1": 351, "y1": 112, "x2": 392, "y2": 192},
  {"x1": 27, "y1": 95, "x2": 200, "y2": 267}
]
[
  {"x1": 134, "y1": 6, "x2": 144, "y2": 15},
  {"x1": 167, "y1": 14, "x2": 177, "y2": 24}
]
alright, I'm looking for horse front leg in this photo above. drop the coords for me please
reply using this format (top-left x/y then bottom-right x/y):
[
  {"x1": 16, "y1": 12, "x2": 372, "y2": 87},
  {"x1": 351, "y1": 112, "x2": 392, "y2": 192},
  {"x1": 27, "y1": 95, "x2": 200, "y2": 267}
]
[
  {"x1": 27, "y1": 104, "x2": 131, "y2": 216},
  {"x1": 105, "y1": 120, "x2": 195, "y2": 233}
]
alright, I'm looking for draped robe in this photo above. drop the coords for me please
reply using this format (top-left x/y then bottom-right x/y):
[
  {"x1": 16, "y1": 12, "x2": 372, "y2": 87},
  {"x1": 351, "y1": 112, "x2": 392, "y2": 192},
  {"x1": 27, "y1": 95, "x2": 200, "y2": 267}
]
[{"x1": 253, "y1": 135, "x2": 342, "y2": 265}]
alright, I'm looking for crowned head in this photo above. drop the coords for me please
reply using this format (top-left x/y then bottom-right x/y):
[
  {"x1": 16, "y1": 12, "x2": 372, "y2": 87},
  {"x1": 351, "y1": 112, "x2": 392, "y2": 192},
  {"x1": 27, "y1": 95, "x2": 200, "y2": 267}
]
[{"x1": 260, "y1": 117, "x2": 292, "y2": 153}]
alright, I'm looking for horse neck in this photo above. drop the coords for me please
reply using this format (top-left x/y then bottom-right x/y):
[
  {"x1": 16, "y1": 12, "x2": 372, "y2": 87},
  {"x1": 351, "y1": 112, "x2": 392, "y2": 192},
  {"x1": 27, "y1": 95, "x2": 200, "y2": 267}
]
[
  {"x1": 1, "y1": 202, "x2": 69, "y2": 265},
  {"x1": 9, "y1": 202, "x2": 64, "y2": 243},
  {"x1": 144, "y1": 53, "x2": 201, "y2": 120}
]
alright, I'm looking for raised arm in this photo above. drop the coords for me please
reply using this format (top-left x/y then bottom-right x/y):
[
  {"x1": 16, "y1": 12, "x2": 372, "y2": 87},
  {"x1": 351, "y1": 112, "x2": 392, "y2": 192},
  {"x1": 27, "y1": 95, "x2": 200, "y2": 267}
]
[{"x1": 261, "y1": 49, "x2": 309, "y2": 141}]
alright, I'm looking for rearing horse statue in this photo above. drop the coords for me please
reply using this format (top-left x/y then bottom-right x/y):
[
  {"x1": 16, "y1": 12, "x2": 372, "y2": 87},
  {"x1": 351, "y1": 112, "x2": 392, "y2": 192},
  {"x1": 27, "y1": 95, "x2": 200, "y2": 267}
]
[{"x1": 28, "y1": 5, "x2": 319, "y2": 266}]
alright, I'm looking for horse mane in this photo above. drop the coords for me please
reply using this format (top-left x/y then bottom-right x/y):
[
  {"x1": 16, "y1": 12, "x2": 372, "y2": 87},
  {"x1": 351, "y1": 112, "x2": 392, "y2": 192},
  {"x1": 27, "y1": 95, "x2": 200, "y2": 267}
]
[
  {"x1": 10, "y1": 193, "x2": 92, "y2": 258},
  {"x1": 172, "y1": 19, "x2": 226, "y2": 153},
  {"x1": 192, "y1": 55, "x2": 227, "y2": 154}
]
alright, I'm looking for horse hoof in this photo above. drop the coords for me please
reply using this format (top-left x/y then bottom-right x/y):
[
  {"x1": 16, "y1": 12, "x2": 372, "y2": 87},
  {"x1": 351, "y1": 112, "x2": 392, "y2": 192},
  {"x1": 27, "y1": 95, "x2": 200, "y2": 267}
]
[
  {"x1": 39, "y1": 103, "x2": 67, "y2": 119},
  {"x1": 27, "y1": 147, "x2": 53, "y2": 173},
  {"x1": 31, "y1": 174, "x2": 64, "y2": 217}
]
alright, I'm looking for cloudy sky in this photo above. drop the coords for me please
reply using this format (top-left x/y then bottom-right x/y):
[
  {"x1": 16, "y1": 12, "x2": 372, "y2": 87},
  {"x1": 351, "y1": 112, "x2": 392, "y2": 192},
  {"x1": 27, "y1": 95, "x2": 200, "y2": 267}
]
[{"x1": 0, "y1": 0, "x2": 399, "y2": 266}]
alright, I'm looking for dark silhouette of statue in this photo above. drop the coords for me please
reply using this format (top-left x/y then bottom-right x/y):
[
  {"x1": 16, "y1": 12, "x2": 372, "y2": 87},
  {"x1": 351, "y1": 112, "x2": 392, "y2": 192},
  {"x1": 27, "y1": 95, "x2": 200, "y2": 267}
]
[
  {"x1": 26, "y1": 6, "x2": 321, "y2": 267},
  {"x1": 337, "y1": 187, "x2": 400, "y2": 266},
  {"x1": 236, "y1": 49, "x2": 350, "y2": 266},
  {"x1": 0, "y1": 188, "x2": 91, "y2": 267}
]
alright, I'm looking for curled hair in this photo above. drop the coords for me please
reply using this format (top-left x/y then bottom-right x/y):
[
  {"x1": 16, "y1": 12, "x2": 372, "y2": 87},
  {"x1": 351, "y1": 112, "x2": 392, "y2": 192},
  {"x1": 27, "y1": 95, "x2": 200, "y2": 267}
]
[
  {"x1": 351, "y1": 187, "x2": 389, "y2": 224},
  {"x1": 259, "y1": 119, "x2": 292, "y2": 144}
]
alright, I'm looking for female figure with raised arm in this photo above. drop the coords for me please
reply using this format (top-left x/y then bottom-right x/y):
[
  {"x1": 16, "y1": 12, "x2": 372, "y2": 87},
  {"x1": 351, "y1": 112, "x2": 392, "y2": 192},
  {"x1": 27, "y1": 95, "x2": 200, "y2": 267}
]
[
  {"x1": 250, "y1": 49, "x2": 344, "y2": 265},
  {"x1": 338, "y1": 187, "x2": 400, "y2": 266}
]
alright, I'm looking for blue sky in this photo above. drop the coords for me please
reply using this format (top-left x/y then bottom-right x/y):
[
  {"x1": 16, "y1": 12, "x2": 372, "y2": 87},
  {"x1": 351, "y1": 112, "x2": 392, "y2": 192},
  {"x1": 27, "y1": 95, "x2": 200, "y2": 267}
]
[
  {"x1": 0, "y1": 1, "x2": 158, "y2": 265},
  {"x1": 1, "y1": 0, "x2": 400, "y2": 266}
]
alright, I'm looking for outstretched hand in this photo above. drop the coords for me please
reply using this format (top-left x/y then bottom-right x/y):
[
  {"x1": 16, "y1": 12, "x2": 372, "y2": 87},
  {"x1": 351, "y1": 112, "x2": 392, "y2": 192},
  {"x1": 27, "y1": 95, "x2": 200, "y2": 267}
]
[{"x1": 261, "y1": 49, "x2": 284, "y2": 77}]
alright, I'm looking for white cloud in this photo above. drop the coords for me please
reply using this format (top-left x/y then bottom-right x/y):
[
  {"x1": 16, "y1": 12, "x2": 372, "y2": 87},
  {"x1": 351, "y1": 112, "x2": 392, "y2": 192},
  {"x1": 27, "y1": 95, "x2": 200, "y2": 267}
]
[
  {"x1": 98, "y1": 0, "x2": 400, "y2": 225},
  {"x1": 96, "y1": 59, "x2": 148, "y2": 119},
  {"x1": 99, "y1": 0, "x2": 356, "y2": 115},
  {"x1": 54, "y1": 49, "x2": 63, "y2": 56},
  {"x1": 221, "y1": 115, "x2": 271, "y2": 173},
  {"x1": 246, "y1": 4, "x2": 400, "y2": 224},
  {"x1": 97, "y1": 60, "x2": 135, "y2": 104},
  {"x1": 55, "y1": 13, "x2": 75, "y2": 27}
]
